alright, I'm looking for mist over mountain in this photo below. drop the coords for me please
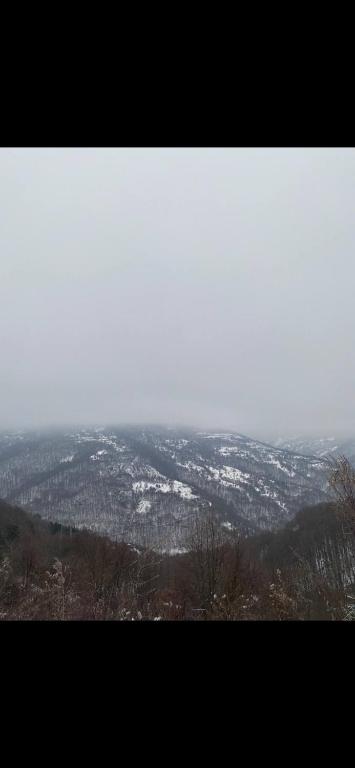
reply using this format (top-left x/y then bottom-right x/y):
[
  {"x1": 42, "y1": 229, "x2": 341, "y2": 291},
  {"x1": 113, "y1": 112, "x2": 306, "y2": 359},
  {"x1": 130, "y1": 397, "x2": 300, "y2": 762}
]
[
  {"x1": 1, "y1": 148, "x2": 355, "y2": 620},
  {"x1": 1, "y1": 148, "x2": 355, "y2": 435},
  {"x1": 271, "y1": 435, "x2": 355, "y2": 463}
]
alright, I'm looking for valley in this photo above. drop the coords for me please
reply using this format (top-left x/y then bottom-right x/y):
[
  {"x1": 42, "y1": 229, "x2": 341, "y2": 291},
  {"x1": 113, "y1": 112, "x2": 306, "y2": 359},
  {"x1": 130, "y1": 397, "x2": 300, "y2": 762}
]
[{"x1": 0, "y1": 426, "x2": 331, "y2": 550}]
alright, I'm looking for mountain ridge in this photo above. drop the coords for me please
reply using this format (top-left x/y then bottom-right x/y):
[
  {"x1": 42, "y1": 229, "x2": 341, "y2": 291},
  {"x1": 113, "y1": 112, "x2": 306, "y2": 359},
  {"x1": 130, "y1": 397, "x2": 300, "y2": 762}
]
[{"x1": 0, "y1": 426, "x2": 332, "y2": 549}]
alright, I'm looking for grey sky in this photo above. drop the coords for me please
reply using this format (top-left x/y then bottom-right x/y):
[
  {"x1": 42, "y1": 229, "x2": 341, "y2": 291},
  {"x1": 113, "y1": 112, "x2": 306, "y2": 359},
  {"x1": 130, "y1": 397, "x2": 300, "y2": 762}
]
[{"x1": 0, "y1": 147, "x2": 354, "y2": 438}]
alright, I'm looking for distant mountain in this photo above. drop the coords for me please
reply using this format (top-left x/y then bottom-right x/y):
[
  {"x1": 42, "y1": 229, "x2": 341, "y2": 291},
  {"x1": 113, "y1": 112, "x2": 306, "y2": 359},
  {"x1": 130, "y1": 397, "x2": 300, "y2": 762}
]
[
  {"x1": 271, "y1": 436, "x2": 355, "y2": 463},
  {"x1": 0, "y1": 427, "x2": 331, "y2": 549}
]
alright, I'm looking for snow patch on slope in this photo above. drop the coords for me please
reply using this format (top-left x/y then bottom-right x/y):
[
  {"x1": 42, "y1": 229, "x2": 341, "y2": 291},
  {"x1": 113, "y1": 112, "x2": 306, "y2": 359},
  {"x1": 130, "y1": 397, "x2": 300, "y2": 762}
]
[{"x1": 133, "y1": 479, "x2": 197, "y2": 500}]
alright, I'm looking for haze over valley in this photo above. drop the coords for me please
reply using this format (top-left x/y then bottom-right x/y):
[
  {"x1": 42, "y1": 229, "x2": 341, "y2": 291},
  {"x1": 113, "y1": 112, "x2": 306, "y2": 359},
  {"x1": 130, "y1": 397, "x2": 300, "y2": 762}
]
[{"x1": 1, "y1": 148, "x2": 355, "y2": 620}]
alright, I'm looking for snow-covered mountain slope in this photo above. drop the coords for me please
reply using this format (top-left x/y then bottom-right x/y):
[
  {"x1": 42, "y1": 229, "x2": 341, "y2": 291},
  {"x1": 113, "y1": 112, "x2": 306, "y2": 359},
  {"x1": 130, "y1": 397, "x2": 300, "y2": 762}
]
[
  {"x1": 0, "y1": 427, "x2": 331, "y2": 549},
  {"x1": 271, "y1": 436, "x2": 355, "y2": 462}
]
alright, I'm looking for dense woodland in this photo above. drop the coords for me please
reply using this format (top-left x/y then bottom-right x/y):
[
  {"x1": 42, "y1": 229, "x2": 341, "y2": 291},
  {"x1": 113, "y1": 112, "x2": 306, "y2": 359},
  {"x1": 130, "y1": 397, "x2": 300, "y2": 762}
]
[{"x1": 1, "y1": 456, "x2": 355, "y2": 620}]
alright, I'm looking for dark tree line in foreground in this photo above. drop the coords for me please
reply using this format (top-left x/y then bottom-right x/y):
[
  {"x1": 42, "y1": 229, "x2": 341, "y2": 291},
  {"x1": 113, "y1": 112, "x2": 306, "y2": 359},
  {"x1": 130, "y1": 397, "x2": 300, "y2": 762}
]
[{"x1": 1, "y1": 457, "x2": 355, "y2": 621}]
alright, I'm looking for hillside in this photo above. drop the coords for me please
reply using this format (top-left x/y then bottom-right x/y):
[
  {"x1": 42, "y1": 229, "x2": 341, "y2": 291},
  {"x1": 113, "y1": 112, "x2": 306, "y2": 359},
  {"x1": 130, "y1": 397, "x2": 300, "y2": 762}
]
[
  {"x1": 0, "y1": 497, "x2": 353, "y2": 620},
  {"x1": 0, "y1": 427, "x2": 330, "y2": 550},
  {"x1": 271, "y1": 436, "x2": 355, "y2": 463}
]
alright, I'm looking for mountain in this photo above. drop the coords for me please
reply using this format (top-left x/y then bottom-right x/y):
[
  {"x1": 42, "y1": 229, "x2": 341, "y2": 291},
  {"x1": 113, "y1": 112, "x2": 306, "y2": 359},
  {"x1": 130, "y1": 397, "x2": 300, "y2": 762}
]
[
  {"x1": 0, "y1": 427, "x2": 331, "y2": 549},
  {"x1": 271, "y1": 436, "x2": 355, "y2": 463}
]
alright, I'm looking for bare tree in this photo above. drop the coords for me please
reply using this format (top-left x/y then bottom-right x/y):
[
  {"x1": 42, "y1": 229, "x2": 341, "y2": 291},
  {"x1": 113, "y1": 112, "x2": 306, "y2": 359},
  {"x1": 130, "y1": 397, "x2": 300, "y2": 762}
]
[
  {"x1": 187, "y1": 513, "x2": 225, "y2": 611},
  {"x1": 327, "y1": 455, "x2": 355, "y2": 619},
  {"x1": 328, "y1": 455, "x2": 355, "y2": 533}
]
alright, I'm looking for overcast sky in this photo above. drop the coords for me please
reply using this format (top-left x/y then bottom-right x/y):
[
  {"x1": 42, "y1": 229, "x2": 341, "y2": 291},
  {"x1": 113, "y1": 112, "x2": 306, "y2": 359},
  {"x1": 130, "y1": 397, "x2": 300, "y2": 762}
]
[{"x1": 0, "y1": 147, "x2": 354, "y2": 439}]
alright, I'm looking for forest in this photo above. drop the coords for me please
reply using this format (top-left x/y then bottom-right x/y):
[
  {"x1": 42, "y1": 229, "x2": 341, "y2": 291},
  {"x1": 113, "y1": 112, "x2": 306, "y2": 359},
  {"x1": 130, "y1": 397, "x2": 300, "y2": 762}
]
[
  {"x1": 0, "y1": 427, "x2": 330, "y2": 550},
  {"x1": 1, "y1": 456, "x2": 354, "y2": 621}
]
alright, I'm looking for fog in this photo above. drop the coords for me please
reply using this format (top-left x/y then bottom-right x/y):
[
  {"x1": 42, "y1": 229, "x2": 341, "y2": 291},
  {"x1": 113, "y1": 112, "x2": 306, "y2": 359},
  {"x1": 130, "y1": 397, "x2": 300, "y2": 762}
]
[{"x1": 0, "y1": 147, "x2": 354, "y2": 439}]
